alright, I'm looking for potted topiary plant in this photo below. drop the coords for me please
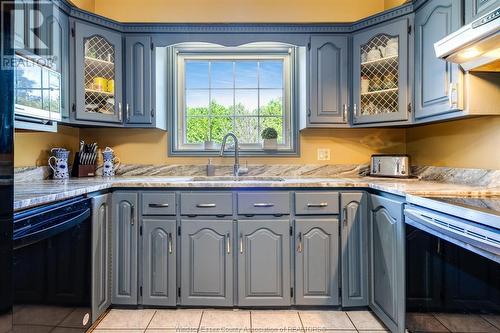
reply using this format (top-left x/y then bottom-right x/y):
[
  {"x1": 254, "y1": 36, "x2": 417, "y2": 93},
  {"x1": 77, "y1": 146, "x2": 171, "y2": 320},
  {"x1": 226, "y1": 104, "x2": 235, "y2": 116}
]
[{"x1": 261, "y1": 127, "x2": 278, "y2": 150}]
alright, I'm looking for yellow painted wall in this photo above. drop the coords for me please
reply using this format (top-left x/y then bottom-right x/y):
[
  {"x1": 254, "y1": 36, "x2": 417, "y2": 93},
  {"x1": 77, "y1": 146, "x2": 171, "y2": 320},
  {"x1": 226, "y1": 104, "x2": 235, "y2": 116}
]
[
  {"x1": 406, "y1": 117, "x2": 500, "y2": 170},
  {"x1": 78, "y1": 127, "x2": 406, "y2": 166},
  {"x1": 14, "y1": 117, "x2": 500, "y2": 170},
  {"x1": 14, "y1": 126, "x2": 80, "y2": 167},
  {"x1": 87, "y1": 0, "x2": 386, "y2": 23}
]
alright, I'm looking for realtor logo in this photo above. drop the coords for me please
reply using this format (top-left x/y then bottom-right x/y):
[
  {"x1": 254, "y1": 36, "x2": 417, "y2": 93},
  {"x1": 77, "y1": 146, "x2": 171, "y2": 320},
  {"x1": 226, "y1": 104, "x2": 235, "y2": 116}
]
[{"x1": 1, "y1": 0, "x2": 56, "y2": 69}]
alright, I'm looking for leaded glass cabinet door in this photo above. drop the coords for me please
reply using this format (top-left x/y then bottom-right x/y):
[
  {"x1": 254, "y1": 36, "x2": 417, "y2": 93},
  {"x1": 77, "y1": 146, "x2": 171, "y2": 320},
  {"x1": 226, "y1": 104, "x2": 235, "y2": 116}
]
[
  {"x1": 353, "y1": 18, "x2": 409, "y2": 125},
  {"x1": 74, "y1": 21, "x2": 123, "y2": 123}
]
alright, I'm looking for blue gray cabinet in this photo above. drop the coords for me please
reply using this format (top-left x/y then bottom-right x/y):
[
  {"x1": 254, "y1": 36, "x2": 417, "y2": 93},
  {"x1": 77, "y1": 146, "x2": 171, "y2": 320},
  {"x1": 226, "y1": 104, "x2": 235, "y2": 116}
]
[
  {"x1": 465, "y1": 0, "x2": 499, "y2": 23},
  {"x1": 112, "y1": 192, "x2": 138, "y2": 305},
  {"x1": 352, "y1": 18, "x2": 410, "y2": 125},
  {"x1": 125, "y1": 35, "x2": 153, "y2": 125},
  {"x1": 73, "y1": 20, "x2": 123, "y2": 124},
  {"x1": 308, "y1": 35, "x2": 349, "y2": 126},
  {"x1": 369, "y1": 194, "x2": 405, "y2": 333},
  {"x1": 180, "y1": 219, "x2": 233, "y2": 306},
  {"x1": 414, "y1": 0, "x2": 463, "y2": 120},
  {"x1": 43, "y1": 6, "x2": 70, "y2": 122},
  {"x1": 238, "y1": 219, "x2": 291, "y2": 306},
  {"x1": 91, "y1": 194, "x2": 111, "y2": 322},
  {"x1": 341, "y1": 192, "x2": 368, "y2": 307},
  {"x1": 295, "y1": 217, "x2": 339, "y2": 305},
  {"x1": 142, "y1": 218, "x2": 176, "y2": 306}
]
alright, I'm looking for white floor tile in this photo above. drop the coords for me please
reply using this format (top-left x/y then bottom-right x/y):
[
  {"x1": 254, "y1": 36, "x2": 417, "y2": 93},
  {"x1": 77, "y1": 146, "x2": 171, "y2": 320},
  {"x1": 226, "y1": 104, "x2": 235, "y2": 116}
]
[
  {"x1": 96, "y1": 309, "x2": 155, "y2": 329},
  {"x1": 345, "y1": 311, "x2": 386, "y2": 331},
  {"x1": 200, "y1": 309, "x2": 251, "y2": 331},
  {"x1": 148, "y1": 309, "x2": 202, "y2": 330},
  {"x1": 299, "y1": 311, "x2": 356, "y2": 331},
  {"x1": 251, "y1": 310, "x2": 303, "y2": 332}
]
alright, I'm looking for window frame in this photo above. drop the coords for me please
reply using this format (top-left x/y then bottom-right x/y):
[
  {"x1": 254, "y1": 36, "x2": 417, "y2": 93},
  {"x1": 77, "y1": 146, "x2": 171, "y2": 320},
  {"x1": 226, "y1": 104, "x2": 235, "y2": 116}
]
[{"x1": 169, "y1": 43, "x2": 299, "y2": 156}]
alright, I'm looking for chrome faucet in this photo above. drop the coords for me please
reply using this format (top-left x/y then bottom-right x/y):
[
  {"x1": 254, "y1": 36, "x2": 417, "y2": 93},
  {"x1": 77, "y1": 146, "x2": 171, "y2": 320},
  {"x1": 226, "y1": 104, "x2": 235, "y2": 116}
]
[{"x1": 220, "y1": 133, "x2": 247, "y2": 176}]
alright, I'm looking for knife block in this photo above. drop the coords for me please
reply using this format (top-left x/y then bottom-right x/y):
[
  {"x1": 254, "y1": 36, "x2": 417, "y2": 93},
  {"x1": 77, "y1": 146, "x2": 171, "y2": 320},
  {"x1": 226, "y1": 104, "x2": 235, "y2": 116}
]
[{"x1": 71, "y1": 152, "x2": 97, "y2": 177}]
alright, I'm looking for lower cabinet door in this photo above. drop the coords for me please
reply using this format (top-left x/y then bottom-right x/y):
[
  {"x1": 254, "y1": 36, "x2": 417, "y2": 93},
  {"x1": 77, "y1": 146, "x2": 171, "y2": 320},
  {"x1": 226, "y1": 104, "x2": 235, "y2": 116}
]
[
  {"x1": 295, "y1": 217, "x2": 340, "y2": 306},
  {"x1": 341, "y1": 193, "x2": 368, "y2": 307},
  {"x1": 112, "y1": 192, "x2": 139, "y2": 305},
  {"x1": 238, "y1": 219, "x2": 291, "y2": 306},
  {"x1": 369, "y1": 194, "x2": 405, "y2": 333},
  {"x1": 180, "y1": 219, "x2": 233, "y2": 306},
  {"x1": 142, "y1": 218, "x2": 176, "y2": 306},
  {"x1": 91, "y1": 194, "x2": 111, "y2": 322}
]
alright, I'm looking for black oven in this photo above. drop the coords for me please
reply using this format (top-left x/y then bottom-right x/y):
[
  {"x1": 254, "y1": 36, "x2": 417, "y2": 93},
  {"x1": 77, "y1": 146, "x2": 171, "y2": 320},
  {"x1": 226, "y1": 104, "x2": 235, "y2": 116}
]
[
  {"x1": 13, "y1": 197, "x2": 92, "y2": 332},
  {"x1": 405, "y1": 199, "x2": 500, "y2": 332}
]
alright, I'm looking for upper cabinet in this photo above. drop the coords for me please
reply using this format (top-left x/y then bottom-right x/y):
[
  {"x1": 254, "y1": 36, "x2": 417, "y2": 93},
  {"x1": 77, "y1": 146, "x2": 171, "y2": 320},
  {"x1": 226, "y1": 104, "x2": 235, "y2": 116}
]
[
  {"x1": 73, "y1": 20, "x2": 123, "y2": 124},
  {"x1": 42, "y1": 6, "x2": 70, "y2": 122},
  {"x1": 465, "y1": 0, "x2": 500, "y2": 23},
  {"x1": 125, "y1": 35, "x2": 153, "y2": 126},
  {"x1": 414, "y1": 0, "x2": 463, "y2": 121},
  {"x1": 308, "y1": 35, "x2": 349, "y2": 127},
  {"x1": 352, "y1": 18, "x2": 411, "y2": 125}
]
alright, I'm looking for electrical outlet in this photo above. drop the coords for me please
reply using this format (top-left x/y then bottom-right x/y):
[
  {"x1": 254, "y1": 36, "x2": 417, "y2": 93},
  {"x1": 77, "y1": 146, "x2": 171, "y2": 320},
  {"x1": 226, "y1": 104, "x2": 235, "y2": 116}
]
[{"x1": 317, "y1": 148, "x2": 331, "y2": 161}]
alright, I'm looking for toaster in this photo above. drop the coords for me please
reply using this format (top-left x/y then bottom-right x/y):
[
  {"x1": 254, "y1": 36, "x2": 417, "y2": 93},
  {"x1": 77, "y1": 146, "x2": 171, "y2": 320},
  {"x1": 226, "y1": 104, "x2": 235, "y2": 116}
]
[{"x1": 370, "y1": 154, "x2": 410, "y2": 178}]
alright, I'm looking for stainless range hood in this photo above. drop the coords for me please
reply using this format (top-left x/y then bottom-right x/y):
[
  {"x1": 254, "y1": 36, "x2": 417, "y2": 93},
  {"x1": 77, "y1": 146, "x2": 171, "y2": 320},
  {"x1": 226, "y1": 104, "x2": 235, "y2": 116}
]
[{"x1": 434, "y1": 7, "x2": 500, "y2": 72}]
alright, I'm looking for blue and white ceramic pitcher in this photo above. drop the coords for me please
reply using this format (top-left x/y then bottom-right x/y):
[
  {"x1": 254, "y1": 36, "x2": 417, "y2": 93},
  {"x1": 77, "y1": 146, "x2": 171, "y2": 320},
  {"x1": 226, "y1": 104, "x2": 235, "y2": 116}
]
[
  {"x1": 49, "y1": 148, "x2": 70, "y2": 179},
  {"x1": 100, "y1": 147, "x2": 120, "y2": 177}
]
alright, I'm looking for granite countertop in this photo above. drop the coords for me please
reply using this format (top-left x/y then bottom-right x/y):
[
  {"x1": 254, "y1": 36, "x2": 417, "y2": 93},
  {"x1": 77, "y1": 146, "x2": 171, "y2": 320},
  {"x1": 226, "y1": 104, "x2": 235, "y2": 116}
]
[{"x1": 14, "y1": 176, "x2": 500, "y2": 212}]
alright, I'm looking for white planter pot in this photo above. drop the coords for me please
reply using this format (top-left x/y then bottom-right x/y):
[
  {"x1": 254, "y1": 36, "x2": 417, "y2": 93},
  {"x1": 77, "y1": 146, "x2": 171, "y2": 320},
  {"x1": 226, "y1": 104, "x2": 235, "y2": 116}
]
[
  {"x1": 262, "y1": 138, "x2": 278, "y2": 150},
  {"x1": 204, "y1": 140, "x2": 216, "y2": 150}
]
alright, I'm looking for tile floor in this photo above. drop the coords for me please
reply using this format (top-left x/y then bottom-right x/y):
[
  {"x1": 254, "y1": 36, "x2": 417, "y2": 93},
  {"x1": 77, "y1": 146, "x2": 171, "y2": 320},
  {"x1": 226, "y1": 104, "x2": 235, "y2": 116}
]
[
  {"x1": 92, "y1": 309, "x2": 500, "y2": 333},
  {"x1": 406, "y1": 313, "x2": 500, "y2": 333},
  {"x1": 92, "y1": 309, "x2": 389, "y2": 333}
]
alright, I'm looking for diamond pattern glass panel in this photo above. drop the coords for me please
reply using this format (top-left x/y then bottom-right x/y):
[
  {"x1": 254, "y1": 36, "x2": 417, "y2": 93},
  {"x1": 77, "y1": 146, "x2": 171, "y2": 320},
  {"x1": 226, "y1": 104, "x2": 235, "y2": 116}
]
[
  {"x1": 84, "y1": 36, "x2": 116, "y2": 115},
  {"x1": 359, "y1": 34, "x2": 399, "y2": 116}
]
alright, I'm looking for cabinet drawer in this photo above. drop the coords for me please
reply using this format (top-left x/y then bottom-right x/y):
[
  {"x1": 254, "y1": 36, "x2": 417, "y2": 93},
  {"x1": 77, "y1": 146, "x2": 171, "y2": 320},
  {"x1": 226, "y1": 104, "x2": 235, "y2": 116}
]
[
  {"x1": 295, "y1": 192, "x2": 339, "y2": 215},
  {"x1": 237, "y1": 192, "x2": 290, "y2": 215},
  {"x1": 142, "y1": 192, "x2": 176, "y2": 215},
  {"x1": 180, "y1": 192, "x2": 233, "y2": 216}
]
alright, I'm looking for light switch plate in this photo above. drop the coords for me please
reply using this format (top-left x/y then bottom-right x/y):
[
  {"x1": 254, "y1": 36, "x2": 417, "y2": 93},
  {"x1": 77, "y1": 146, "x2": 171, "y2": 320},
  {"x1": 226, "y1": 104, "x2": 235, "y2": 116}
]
[{"x1": 317, "y1": 148, "x2": 331, "y2": 161}]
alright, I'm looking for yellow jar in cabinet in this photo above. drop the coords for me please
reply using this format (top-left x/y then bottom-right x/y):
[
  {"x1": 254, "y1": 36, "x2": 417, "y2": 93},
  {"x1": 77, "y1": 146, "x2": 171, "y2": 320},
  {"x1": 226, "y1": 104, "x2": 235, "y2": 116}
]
[
  {"x1": 107, "y1": 79, "x2": 114, "y2": 93},
  {"x1": 93, "y1": 77, "x2": 108, "y2": 92}
]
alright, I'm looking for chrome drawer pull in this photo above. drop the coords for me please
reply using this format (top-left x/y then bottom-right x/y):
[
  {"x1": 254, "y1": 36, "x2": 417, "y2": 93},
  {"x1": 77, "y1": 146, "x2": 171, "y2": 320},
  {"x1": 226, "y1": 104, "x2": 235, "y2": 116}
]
[
  {"x1": 149, "y1": 203, "x2": 169, "y2": 208},
  {"x1": 226, "y1": 233, "x2": 231, "y2": 254},
  {"x1": 196, "y1": 203, "x2": 216, "y2": 208},
  {"x1": 239, "y1": 233, "x2": 244, "y2": 254},
  {"x1": 168, "y1": 233, "x2": 173, "y2": 254},
  {"x1": 253, "y1": 203, "x2": 274, "y2": 207},
  {"x1": 307, "y1": 202, "x2": 328, "y2": 208}
]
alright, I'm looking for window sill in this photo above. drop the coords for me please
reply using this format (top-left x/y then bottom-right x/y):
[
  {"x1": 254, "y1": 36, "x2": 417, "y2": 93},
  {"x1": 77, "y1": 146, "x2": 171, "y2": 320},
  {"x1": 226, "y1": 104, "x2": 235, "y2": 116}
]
[{"x1": 168, "y1": 149, "x2": 299, "y2": 157}]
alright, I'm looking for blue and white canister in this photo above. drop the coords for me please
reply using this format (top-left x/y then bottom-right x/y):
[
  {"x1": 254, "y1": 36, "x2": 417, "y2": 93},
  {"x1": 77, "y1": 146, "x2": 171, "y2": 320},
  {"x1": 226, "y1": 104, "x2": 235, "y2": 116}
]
[
  {"x1": 101, "y1": 150, "x2": 120, "y2": 177},
  {"x1": 48, "y1": 148, "x2": 70, "y2": 179}
]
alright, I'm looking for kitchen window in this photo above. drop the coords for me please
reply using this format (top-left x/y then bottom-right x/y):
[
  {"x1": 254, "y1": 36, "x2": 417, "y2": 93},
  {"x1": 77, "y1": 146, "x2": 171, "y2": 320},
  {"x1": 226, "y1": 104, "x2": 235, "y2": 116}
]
[{"x1": 171, "y1": 43, "x2": 298, "y2": 155}]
